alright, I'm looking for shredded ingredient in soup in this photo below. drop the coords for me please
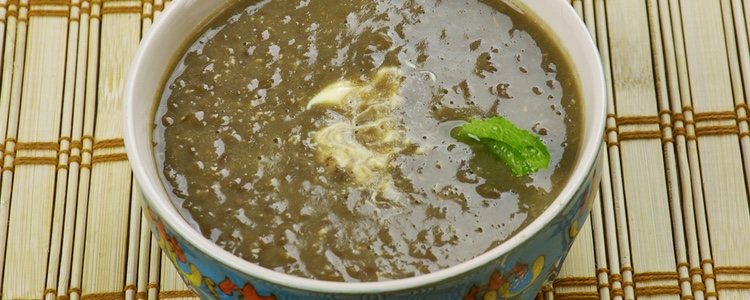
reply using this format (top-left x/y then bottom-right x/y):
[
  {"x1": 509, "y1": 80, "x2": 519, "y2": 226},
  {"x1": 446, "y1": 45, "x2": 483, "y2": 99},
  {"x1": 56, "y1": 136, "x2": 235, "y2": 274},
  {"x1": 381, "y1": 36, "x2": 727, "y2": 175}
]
[{"x1": 311, "y1": 67, "x2": 414, "y2": 203}]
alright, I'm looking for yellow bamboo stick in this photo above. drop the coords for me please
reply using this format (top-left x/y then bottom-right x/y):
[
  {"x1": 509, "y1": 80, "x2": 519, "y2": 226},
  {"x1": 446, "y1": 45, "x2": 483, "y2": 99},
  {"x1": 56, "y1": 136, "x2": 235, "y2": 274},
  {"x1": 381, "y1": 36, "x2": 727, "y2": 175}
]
[
  {"x1": 45, "y1": 2, "x2": 81, "y2": 300},
  {"x1": 148, "y1": 237, "x2": 161, "y2": 300},
  {"x1": 655, "y1": 0, "x2": 707, "y2": 299},
  {"x1": 0, "y1": 0, "x2": 26, "y2": 296},
  {"x1": 56, "y1": 1, "x2": 92, "y2": 298},
  {"x1": 0, "y1": 0, "x2": 8, "y2": 148},
  {"x1": 2, "y1": 0, "x2": 67, "y2": 297},
  {"x1": 715, "y1": 0, "x2": 750, "y2": 298},
  {"x1": 607, "y1": 1, "x2": 679, "y2": 299},
  {"x1": 730, "y1": 0, "x2": 750, "y2": 201},
  {"x1": 68, "y1": 1, "x2": 101, "y2": 299},
  {"x1": 595, "y1": 0, "x2": 631, "y2": 299},
  {"x1": 646, "y1": 0, "x2": 696, "y2": 298},
  {"x1": 663, "y1": 0, "x2": 717, "y2": 298},
  {"x1": 681, "y1": 0, "x2": 750, "y2": 299},
  {"x1": 80, "y1": 0, "x2": 141, "y2": 297}
]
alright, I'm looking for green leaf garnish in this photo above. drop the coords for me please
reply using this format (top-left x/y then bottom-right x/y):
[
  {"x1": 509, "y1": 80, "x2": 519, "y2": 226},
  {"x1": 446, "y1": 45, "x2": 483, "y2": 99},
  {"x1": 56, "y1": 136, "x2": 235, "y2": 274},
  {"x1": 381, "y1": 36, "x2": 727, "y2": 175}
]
[{"x1": 454, "y1": 116, "x2": 550, "y2": 176}]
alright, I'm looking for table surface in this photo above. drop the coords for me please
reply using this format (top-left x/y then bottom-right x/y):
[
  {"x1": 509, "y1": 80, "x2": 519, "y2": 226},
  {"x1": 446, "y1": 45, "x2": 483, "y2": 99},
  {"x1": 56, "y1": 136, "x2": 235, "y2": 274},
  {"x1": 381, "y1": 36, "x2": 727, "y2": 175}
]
[{"x1": 0, "y1": 0, "x2": 749, "y2": 299}]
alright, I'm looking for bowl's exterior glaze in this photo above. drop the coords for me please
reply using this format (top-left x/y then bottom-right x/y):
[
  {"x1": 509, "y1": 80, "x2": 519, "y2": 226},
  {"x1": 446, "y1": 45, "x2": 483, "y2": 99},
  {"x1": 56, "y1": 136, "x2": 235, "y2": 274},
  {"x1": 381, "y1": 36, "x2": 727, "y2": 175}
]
[{"x1": 142, "y1": 153, "x2": 601, "y2": 300}]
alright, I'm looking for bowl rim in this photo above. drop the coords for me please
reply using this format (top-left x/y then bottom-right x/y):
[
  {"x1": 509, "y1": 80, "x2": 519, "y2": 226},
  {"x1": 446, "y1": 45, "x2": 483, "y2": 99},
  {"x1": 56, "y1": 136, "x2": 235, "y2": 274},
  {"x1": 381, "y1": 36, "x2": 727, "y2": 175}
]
[{"x1": 124, "y1": 0, "x2": 606, "y2": 294}]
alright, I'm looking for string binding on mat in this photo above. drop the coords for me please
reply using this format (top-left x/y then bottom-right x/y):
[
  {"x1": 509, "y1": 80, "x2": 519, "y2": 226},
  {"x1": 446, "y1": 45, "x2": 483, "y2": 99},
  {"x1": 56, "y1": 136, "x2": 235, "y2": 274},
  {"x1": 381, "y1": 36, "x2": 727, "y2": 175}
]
[{"x1": 604, "y1": 105, "x2": 748, "y2": 147}]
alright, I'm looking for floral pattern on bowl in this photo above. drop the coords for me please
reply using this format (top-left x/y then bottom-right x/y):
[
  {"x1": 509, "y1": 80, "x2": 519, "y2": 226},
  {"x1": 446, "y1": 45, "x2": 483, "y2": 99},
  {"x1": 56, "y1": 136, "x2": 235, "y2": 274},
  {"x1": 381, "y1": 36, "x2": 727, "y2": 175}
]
[{"x1": 147, "y1": 209, "x2": 277, "y2": 300}]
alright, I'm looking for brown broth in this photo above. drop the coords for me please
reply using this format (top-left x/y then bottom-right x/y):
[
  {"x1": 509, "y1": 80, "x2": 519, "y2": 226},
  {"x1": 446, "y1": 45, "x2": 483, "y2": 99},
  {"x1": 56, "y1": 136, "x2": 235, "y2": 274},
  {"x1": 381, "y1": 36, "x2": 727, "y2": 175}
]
[{"x1": 154, "y1": 0, "x2": 582, "y2": 282}]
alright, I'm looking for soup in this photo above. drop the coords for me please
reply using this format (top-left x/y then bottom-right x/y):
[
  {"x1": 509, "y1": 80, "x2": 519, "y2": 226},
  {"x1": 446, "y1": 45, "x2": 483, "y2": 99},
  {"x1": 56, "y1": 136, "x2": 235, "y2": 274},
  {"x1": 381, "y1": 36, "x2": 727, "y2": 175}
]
[{"x1": 153, "y1": 0, "x2": 582, "y2": 282}]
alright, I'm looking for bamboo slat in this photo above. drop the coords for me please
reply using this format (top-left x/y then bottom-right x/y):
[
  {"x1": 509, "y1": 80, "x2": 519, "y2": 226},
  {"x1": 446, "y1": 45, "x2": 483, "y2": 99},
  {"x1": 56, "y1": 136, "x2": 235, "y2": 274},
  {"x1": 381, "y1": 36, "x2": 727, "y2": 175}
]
[
  {"x1": 56, "y1": 1, "x2": 91, "y2": 298},
  {"x1": 67, "y1": 1, "x2": 99, "y2": 299},
  {"x1": 0, "y1": 0, "x2": 8, "y2": 136},
  {"x1": 718, "y1": 0, "x2": 750, "y2": 298},
  {"x1": 663, "y1": 0, "x2": 717, "y2": 298},
  {"x1": 0, "y1": 0, "x2": 25, "y2": 296},
  {"x1": 80, "y1": 0, "x2": 141, "y2": 297},
  {"x1": 733, "y1": 0, "x2": 750, "y2": 195},
  {"x1": 147, "y1": 239, "x2": 161, "y2": 300},
  {"x1": 44, "y1": 2, "x2": 81, "y2": 300},
  {"x1": 0, "y1": 0, "x2": 9, "y2": 160},
  {"x1": 646, "y1": 1, "x2": 694, "y2": 300},
  {"x1": 650, "y1": 0, "x2": 701, "y2": 299},
  {"x1": 681, "y1": 1, "x2": 750, "y2": 299},
  {"x1": 2, "y1": 1, "x2": 67, "y2": 297},
  {"x1": 554, "y1": 219, "x2": 598, "y2": 299},
  {"x1": 607, "y1": 1, "x2": 678, "y2": 299},
  {"x1": 596, "y1": 0, "x2": 634, "y2": 299}
]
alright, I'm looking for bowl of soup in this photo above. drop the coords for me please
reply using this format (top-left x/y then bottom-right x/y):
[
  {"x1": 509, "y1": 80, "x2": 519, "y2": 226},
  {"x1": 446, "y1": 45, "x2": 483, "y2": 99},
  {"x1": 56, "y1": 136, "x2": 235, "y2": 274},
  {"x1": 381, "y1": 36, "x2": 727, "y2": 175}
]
[{"x1": 123, "y1": 0, "x2": 605, "y2": 298}]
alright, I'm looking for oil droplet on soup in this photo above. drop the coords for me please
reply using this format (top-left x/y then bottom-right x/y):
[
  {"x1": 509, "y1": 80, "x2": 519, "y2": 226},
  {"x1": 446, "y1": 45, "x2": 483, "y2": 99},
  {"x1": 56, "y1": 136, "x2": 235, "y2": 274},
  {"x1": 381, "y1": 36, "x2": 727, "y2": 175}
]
[{"x1": 154, "y1": 0, "x2": 582, "y2": 282}]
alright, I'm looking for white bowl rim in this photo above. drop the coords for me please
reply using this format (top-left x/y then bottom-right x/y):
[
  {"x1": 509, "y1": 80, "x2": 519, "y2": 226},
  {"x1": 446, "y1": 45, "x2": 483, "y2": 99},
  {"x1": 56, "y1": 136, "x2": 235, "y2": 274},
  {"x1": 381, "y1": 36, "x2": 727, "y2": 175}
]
[{"x1": 124, "y1": 0, "x2": 606, "y2": 294}]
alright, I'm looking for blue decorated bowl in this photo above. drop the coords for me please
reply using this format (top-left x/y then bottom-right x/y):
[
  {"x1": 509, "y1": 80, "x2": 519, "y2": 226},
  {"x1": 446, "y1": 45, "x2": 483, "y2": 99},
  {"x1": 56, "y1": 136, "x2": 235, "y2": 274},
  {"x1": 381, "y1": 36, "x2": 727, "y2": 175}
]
[{"x1": 123, "y1": 0, "x2": 606, "y2": 299}]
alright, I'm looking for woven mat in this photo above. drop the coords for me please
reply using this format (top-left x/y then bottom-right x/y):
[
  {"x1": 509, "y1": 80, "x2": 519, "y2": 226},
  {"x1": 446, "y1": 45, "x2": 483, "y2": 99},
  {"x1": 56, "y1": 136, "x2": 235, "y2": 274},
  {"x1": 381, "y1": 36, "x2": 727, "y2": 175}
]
[{"x1": 1, "y1": 0, "x2": 749, "y2": 299}]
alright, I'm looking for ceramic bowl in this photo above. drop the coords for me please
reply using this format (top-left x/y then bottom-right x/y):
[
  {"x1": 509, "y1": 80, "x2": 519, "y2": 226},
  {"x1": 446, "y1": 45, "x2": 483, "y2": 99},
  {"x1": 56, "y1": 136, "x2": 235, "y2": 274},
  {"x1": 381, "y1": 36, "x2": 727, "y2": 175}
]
[{"x1": 123, "y1": 0, "x2": 606, "y2": 298}]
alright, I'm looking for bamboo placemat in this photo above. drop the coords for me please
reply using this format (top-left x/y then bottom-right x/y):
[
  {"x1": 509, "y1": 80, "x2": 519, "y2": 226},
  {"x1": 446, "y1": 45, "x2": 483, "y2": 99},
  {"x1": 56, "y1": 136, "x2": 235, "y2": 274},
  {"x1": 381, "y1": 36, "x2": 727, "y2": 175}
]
[{"x1": 0, "y1": 0, "x2": 749, "y2": 299}]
